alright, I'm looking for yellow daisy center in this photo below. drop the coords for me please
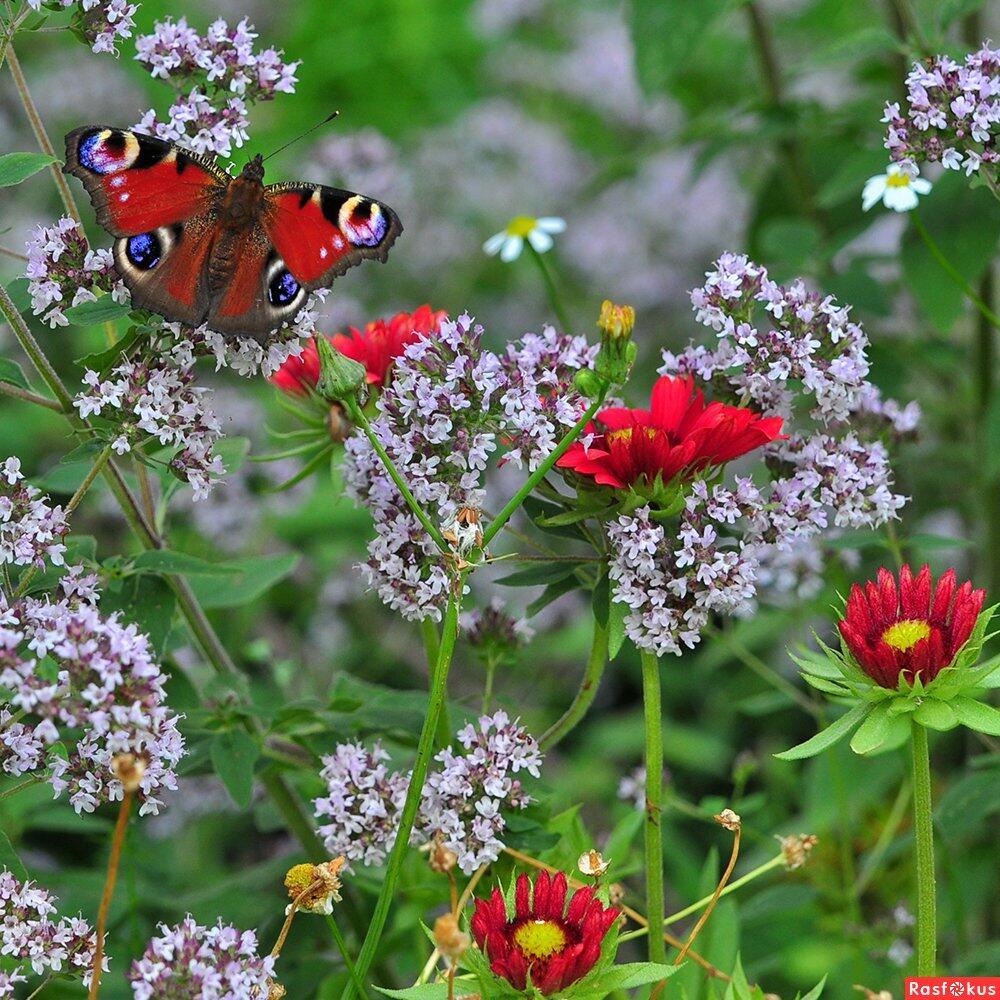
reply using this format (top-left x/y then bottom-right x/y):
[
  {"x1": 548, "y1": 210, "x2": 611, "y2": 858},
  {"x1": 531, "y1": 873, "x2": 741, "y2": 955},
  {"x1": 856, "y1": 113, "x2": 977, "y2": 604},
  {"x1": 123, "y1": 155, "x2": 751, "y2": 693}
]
[
  {"x1": 885, "y1": 172, "x2": 912, "y2": 188},
  {"x1": 882, "y1": 619, "x2": 931, "y2": 652},
  {"x1": 513, "y1": 919, "x2": 567, "y2": 960},
  {"x1": 506, "y1": 215, "x2": 539, "y2": 237}
]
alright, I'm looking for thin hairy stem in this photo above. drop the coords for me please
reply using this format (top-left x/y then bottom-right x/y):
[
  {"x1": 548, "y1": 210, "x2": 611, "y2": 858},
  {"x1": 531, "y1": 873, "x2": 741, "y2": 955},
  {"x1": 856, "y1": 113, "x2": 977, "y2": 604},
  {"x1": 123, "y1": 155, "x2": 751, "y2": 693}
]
[
  {"x1": 88, "y1": 790, "x2": 132, "y2": 999},
  {"x1": 527, "y1": 244, "x2": 572, "y2": 334},
  {"x1": 640, "y1": 649, "x2": 666, "y2": 965},
  {"x1": 540, "y1": 620, "x2": 608, "y2": 750},
  {"x1": 911, "y1": 722, "x2": 936, "y2": 976},
  {"x1": 325, "y1": 914, "x2": 371, "y2": 1000},
  {"x1": 0, "y1": 379, "x2": 63, "y2": 411}
]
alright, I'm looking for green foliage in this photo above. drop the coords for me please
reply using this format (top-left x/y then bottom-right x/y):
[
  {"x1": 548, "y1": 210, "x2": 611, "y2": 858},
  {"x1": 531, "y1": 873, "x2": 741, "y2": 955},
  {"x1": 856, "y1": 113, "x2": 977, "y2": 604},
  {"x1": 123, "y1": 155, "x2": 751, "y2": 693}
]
[{"x1": 0, "y1": 151, "x2": 56, "y2": 187}]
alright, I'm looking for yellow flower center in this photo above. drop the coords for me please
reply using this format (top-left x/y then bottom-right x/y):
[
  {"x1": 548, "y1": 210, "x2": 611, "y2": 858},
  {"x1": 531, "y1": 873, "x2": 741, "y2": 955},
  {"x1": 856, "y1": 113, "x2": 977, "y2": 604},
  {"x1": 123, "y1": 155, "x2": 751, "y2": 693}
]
[
  {"x1": 882, "y1": 619, "x2": 931, "y2": 652},
  {"x1": 513, "y1": 919, "x2": 567, "y2": 960},
  {"x1": 284, "y1": 863, "x2": 318, "y2": 897},
  {"x1": 506, "y1": 215, "x2": 539, "y2": 237},
  {"x1": 885, "y1": 172, "x2": 912, "y2": 188}
]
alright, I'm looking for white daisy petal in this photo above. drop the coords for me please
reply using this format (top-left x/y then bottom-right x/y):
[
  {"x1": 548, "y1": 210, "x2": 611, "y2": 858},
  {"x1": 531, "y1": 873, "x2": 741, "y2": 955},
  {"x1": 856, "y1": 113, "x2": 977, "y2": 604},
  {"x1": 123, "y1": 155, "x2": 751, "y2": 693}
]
[
  {"x1": 482, "y1": 231, "x2": 507, "y2": 256},
  {"x1": 535, "y1": 217, "x2": 566, "y2": 234},
  {"x1": 527, "y1": 229, "x2": 554, "y2": 253},
  {"x1": 911, "y1": 178, "x2": 932, "y2": 195},
  {"x1": 499, "y1": 235, "x2": 524, "y2": 262},
  {"x1": 885, "y1": 186, "x2": 919, "y2": 212},
  {"x1": 862, "y1": 176, "x2": 888, "y2": 211}
]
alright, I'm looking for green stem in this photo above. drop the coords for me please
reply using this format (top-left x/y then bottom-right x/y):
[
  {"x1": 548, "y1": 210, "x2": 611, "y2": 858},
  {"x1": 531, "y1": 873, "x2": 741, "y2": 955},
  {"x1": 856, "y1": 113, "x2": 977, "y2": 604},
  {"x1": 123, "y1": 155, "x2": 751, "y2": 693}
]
[
  {"x1": 0, "y1": 379, "x2": 62, "y2": 411},
  {"x1": 619, "y1": 853, "x2": 785, "y2": 941},
  {"x1": 341, "y1": 584, "x2": 464, "y2": 999},
  {"x1": 912, "y1": 213, "x2": 1000, "y2": 330},
  {"x1": 911, "y1": 721, "x2": 936, "y2": 977},
  {"x1": 482, "y1": 655, "x2": 497, "y2": 715},
  {"x1": 325, "y1": 914, "x2": 371, "y2": 1000},
  {"x1": 0, "y1": 777, "x2": 40, "y2": 801},
  {"x1": 344, "y1": 396, "x2": 450, "y2": 553},
  {"x1": 640, "y1": 649, "x2": 666, "y2": 965},
  {"x1": 527, "y1": 245, "x2": 572, "y2": 334},
  {"x1": 855, "y1": 778, "x2": 912, "y2": 896},
  {"x1": 539, "y1": 621, "x2": 608, "y2": 751},
  {"x1": 481, "y1": 393, "x2": 607, "y2": 549}
]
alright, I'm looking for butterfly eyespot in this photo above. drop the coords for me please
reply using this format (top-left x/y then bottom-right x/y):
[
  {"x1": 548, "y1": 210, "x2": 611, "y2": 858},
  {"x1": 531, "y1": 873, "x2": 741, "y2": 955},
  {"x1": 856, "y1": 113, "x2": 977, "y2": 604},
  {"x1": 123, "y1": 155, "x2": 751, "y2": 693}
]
[
  {"x1": 125, "y1": 232, "x2": 161, "y2": 270},
  {"x1": 268, "y1": 268, "x2": 300, "y2": 306},
  {"x1": 338, "y1": 195, "x2": 388, "y2": 247},
  {"x1": 78, "y1": 128, "x2": 140, "y2": 175}
]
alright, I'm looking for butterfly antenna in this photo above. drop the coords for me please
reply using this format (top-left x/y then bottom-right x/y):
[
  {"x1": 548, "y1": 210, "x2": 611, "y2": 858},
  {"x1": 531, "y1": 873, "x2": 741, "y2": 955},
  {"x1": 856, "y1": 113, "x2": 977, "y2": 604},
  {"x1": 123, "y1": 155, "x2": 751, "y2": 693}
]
[{"x1": 261, "y1": 110, "x2": 340, "y2": 163}]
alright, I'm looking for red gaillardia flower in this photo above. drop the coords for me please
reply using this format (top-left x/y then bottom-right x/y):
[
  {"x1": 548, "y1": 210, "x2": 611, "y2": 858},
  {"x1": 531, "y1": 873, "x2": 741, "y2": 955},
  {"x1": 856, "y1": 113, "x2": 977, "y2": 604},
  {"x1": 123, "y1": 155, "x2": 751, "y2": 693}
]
[
  {"x1": 471, "y1": 871, "x2": 619, "y2": 996},
  {"x1": 556, "y1": 375, "x2": 784, "y2": 490},
  {"x1": 838, "y1": 565, "x2": 986, "y2": 689},
  {"x1": 269, "y1": 305, "x2": 447, "y2": 396}
]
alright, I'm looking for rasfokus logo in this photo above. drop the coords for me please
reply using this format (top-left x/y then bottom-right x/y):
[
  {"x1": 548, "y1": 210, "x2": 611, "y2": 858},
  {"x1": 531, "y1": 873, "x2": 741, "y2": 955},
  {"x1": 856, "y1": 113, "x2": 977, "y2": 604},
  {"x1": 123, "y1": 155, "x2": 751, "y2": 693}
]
[{"x1": 906, "y1": 979, "x2": 1000, "y2": 997}]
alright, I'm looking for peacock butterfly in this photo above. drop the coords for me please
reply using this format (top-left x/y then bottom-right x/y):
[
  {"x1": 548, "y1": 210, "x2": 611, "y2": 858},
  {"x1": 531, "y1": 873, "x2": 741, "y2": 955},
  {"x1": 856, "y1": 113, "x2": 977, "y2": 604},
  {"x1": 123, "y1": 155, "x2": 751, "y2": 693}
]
[{"x1": 63, "y1": 126, "x2": 402, "y2": 342}]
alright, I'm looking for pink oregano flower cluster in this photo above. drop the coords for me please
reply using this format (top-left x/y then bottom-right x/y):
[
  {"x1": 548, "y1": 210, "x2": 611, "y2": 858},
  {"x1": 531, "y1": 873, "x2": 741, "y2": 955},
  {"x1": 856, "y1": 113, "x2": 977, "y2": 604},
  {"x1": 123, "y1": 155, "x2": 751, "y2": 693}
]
[
  {"x1": 0, "y1": 573, "x2": 185, "y2": 815},
  {"x1": 343, "y1": 316, "x2": 595, "y2": 621},
  {"x1": 134, "y1": 16, "x2": 299, "y2": 157},
  {"x1": 26, "y1": 0, "x2": 138, "y2": 56},
  {"x1": 883, "y1": 42, "x2": 1000, "y2": 178},
  {"x1": 0, "y1": 458, "x2": 68, "y2": 569},
  {"x1": 0, "y1": 869, "x2": 102, "y2": 996},
  {"x1": 314, "y1": 711, "x2": 542, "y2": 874}
]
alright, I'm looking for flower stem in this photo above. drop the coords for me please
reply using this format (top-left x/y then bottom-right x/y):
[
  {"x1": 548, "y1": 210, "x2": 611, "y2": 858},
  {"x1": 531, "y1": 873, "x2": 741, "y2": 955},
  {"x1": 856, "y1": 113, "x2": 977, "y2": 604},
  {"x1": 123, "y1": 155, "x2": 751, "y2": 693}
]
[
  {"x1": 340, "y1": 583, "x2": 464, "y2": 999},
  {"x1": 540, "y1": 620, "x2": 608, "y2": 750},
  {"x1": 911, "y1": 721, "x2": 936, "y2": 977},
  {"x1": 619, "y1": 853, "x2": 785, "y2": 941},
  {"x1": 640, "y1": 649, "x2": 666, "y2": 965},
  {"x1": 527, "y1": 245, "x2": 573, "y2": 334},
  {"x1": 7, "y1": 45, "x2": 81, "y2": 222},
  {"x1": 0, "y1": 777, "x2": 40, "y2": 801},
  {"x1": 344, "y1": 396, "x2": 450, "y2": 554},
  {"x1": 0, "y1": 379, "x2": 62, "y2": 411},
  {"x1": 911, "y1": 213, "x2": 1000, "y2": 330},
  {"x1": 88, "y1": 789, "x2": 133, "y2": 1000},
  {"x1": 325, "y1": 914, "x2": 371, "y2": 1000},
  {"x1": 481, "y1": 392, "x2": 607, "y2": 549}
]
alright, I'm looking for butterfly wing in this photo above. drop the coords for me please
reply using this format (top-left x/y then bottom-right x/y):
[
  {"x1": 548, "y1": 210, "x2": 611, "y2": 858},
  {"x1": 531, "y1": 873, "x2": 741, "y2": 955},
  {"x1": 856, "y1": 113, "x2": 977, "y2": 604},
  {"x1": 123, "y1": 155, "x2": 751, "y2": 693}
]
[
  {"x1": 64, "y1": 126, "x2": 226, "y2": 326},
  {"x1": 203, "y1": 183, "x2": 402, "y2": 341}
]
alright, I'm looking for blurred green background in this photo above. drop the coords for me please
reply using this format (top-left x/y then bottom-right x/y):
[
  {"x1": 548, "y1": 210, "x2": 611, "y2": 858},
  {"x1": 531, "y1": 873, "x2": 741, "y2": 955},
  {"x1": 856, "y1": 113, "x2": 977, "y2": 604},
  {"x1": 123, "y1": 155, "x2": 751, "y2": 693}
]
[{"x1": 1, "y1": 0, "x2": 999, "y2": 997}]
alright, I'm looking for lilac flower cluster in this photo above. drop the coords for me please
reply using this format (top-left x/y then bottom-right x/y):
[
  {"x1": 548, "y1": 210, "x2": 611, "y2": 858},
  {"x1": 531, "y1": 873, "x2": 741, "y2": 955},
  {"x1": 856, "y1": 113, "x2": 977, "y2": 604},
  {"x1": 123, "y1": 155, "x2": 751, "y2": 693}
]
[
  {"x1": 0, "y1": 457, "x2": 67, "y2": 569},
  {"x1": 343, "y1": 315, "x2": 594, "y2": 620},
  {"x1": 0, "y1": 869, "x2": 100, "y2": 994},
  {"x1": 129, "y1": 916, "x2": 274, "y2": 999},
  {"x1": 24, "y1": 217, "x2": 127, "y2": 328},
  {"x1": 608, "y1": 481, "x2": 766, "y2": 656},
  {"x1": 0, "y1": 578, "x2": 184, "y2": 814},
  {"x1": 419, "y1": 710, "x2": 542, "y2": 873},
  {"x1": 74, "y1": 355, "x2": 224, "y2": 499},
  {"x1": 313, "y1": 742, "x2": 410, "y2": 869},
  {"x1": 25, "y1": 0, "x2": 138, "y2": 56},
  {"x1": 133, "y1": 16, "x2": 298, "y2": 157},
  {"x1": 883, "y1": 43, "x2": 1000, "y2": 179},
  {"x1": 668, "y1": 253, "x2": 871, "y2": 423},
  {"x1": 462, "y1": 597, "x2": 534, "y2": 656},
  {"x1": 314, "y1": 713, "x2": 542, "y2": 875}
]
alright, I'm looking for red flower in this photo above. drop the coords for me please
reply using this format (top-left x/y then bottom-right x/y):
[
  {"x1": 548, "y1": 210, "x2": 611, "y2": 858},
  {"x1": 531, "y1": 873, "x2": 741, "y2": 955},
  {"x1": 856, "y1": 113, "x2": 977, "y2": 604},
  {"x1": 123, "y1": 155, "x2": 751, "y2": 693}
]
[
  {"x1": 471, "y1": 871, "x2": 619, "y2": 996},
  {"x1": 838, "y1": 565, "x2": 986, "y2": 688},
  {"x1": 269, "y1": 305, "x2": 447, "y2": 396},
  {"x1": 556, "y1": 375, "x2": 784, "y2": 490}
]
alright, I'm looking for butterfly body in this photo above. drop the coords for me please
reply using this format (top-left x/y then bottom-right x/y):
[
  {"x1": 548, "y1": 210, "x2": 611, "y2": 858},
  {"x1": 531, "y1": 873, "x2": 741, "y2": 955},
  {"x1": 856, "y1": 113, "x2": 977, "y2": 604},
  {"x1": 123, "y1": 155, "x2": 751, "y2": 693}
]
[{"x1": 64, "y1": 127, "x2": 401, "y2": 342}]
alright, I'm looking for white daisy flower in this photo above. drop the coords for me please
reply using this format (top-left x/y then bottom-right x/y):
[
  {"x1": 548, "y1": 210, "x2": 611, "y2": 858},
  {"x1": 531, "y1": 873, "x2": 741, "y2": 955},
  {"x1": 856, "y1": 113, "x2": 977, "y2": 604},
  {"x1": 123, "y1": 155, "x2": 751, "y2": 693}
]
[
  {"x1": 482, "y1": 215, "x2": 566, "y2": 262},
  {"x1": 862, "y1": 164, "x2": 932, "y2": 212}
]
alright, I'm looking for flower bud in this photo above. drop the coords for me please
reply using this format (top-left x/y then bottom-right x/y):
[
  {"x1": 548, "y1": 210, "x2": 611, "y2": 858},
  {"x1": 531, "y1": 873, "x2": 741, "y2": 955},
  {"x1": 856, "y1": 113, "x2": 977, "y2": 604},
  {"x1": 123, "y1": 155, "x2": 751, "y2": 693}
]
[
  {"x1": 433, "y1": 913, "x2": 470, "y2": 965},
  {"x1": 111, "y1": 752, "x2": 146, "y2": 794},
  {"x1": 778, "y1": 833, "x2": 819, "y2": 870},
  {"x1": 714, "y1": 808, "x2": 741, "y2": 832},
  {"x1": 316, "y1": 335, "x2": 367, "y2": 403},
  {"x1": 597, "y1": 300, "x2": 635, "y2": 341},
  {"x1": 428, "y1": 838, "x2": 459, "y2": 874},
  {"x1": 573, "y1": 368, "x2": 604, "y2": 399}
]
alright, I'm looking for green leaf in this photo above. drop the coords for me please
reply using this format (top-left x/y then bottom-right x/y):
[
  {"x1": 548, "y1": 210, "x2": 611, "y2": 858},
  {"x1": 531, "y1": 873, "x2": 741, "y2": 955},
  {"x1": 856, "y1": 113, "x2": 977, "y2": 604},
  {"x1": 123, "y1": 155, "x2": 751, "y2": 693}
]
[
  {"x1": 63, "y1": 295, "x2": 132, "y2": 325},
  {"x1": 526, "y1": 575, "x2": 581, "y2": 617},
  {"x1": 375, "y1": 983, "x2": 480, "y2": 999},
  {"x1": 131, "y1": 550, "x2": 243, "y2": 577},
  {"x1": 75, "y1": 327, "x2": 142, "y2": 372},
  {"x1": 102, "y1": 575, "x2": 176, "y2": 655},
  {"x1": 950, "y1": 697, "x2": 1000, "y2": 736},
  {"x1": 591, "y1": 569, "x2": 610, "y2": 627},
  {"x1": 210, "y1": 730, "x2": 260, "y2": 809},
  {"x1": 774, "y1": 704, "x2": 868, "y2": 760},
  {"x1": 607, "y1": 598, "x2": 628, "y2": 660},
  {"x1": 0, "y1": 830, "x2": 28, "y2": 880},
  {"x1": 190, "y1": 552, "x2": 300, "y2": 609},
  {"x1": 630, "y1": 0, "x2": 728, "y2": 94},
  {"x1": 912, "y1": 698, "x2": 959, "y2": 731},
  {"x1": 850, "y1": 702, "x2": 911, "y2": 755},
  {"x1": 797, "y1": 977, "x2": 827, "y2": 1000},
  {"x1": 495, "y1": 562, "x2": 582, "y2": 587},
  {"x1": 0, "y1": 151, "x2": 56, "y2": 187},
  {"x1": 0, "y1": 357, "x2": 29, "y2": 390}
]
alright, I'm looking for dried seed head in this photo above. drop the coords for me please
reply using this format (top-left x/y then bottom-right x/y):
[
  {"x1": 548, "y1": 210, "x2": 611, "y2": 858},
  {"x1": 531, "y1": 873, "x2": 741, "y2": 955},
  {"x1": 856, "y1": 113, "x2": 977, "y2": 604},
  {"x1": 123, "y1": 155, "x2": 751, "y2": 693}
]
[
  {"x1": 267, "y1": 980, "x2": 287, "y2": 1000},
  {"x1": 714, "y1": 808, "x2": 741, "y2": 832},
  {"x1": 778, "y1": 833, "x2": 819, "y2": 870},
  {"x1": 433, "y1": 913, "x2": 470, "y2": 964},
  {"x1": 577, "y1": 850, "x2": 611, "y2": 878},
  {"x1": 111, "y1": 752, "x2": 146, "y2": 794},
  {"x1": 428, "y1": 838, "x2": 459, "y2": 874},
  {"x1": 326, "y1": 403, "x2": 350, "y2": 442},
  {"x1": 283, "y1": 857, "x2": 345, "y2": 914}
]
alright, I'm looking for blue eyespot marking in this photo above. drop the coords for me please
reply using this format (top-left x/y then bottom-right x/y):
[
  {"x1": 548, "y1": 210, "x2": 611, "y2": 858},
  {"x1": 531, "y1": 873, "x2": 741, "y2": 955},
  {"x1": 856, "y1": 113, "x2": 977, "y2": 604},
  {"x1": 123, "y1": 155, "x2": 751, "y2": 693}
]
[
  {"x1": 126, "y1": 232, "x2": 161, "y2": 270},
  {"x1": 78, "y1": 130, "x2": 131, "y2": 175},
  {"x1": 268, "y1": 269, "x2": 299, "y2": 306},
  {"x1": 344, "y1": 202, "x2": 388, "y2": 247}
]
